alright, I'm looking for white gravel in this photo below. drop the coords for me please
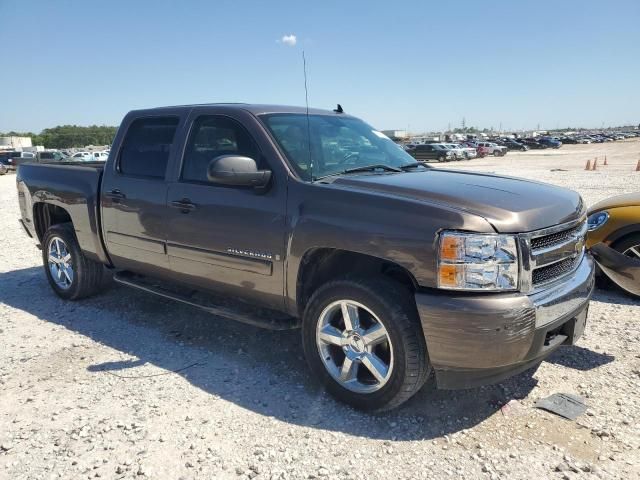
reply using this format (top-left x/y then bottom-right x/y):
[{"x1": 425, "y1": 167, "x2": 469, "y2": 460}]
[{"x1": 1, "y1": 141, "x2": 639, "y2": 480}]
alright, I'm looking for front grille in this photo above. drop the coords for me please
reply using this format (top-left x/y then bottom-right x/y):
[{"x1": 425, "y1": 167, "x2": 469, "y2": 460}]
[
  {"x1": 531, "y1": 224, "x2": 581, "y2": 250},
  {"x1": 532, "y1": 257, "x2": 577, "y2": 285},
  {"x1": 527, "y1": 219, "x2": 586, "y2": 289}
]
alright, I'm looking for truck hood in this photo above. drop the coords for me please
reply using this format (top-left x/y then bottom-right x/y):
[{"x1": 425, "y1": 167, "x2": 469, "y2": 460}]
[{"x1": 331, "y1": 169, "x2": 584, "y2": 233}]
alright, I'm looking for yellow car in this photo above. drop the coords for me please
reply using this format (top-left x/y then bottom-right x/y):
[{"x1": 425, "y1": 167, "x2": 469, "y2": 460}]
[{"x1": 587, "y1": 192, "x2": 640, "y2": 298}]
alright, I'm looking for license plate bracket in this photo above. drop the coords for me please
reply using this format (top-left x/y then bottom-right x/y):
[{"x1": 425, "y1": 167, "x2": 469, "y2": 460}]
[{"x1": 570, "y1": 307, "x2": 588, "y2": 344}]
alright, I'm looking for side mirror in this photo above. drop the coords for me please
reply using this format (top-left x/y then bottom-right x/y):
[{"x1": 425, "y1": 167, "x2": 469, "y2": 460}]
[{"x1": 207, "y1": 155, "x2": 272, "y2": 188}]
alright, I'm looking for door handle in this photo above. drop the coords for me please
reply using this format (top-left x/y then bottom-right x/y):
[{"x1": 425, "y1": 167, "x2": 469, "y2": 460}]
[
  {"x1": 170, "y1": 198, "x2": 197, "y2": 212},
  {"x1": 105, "y1": 189, "x2": 126, "y2": 201}
]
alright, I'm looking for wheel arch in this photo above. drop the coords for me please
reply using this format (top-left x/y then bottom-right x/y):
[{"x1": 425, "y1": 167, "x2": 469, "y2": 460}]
[
  {"x1": 607, "y1": 224, "x2": 640, "y2": 247},
  {"x1": 295, "y1": 248, "x2": 419, "y2": 318},
  {"x1": 33, "y1": 202, "x2": 73, "y2": 244}
]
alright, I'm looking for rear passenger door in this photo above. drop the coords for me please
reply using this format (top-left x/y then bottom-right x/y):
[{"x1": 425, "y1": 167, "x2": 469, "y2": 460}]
[{"x1": 101, "y1": 115, "x2": 181, "y2": 277}]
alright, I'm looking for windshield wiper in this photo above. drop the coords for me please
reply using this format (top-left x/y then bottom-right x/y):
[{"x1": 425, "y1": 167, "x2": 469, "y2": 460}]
[
  {"x1": 313, "y1": 164, "x2": 403, "y2": 181},
  {"x1": 343, "y1": 164, "x2": 402, "y2": 174},
  {"x1": 398, "y1": 162, "x2": 430, "y2": 171}
]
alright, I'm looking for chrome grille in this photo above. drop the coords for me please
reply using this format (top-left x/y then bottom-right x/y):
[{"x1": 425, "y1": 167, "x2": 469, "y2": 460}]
[
  {"x1": 523, "y1": 217, "x2": 587, "y2": 291},
  {"x1": 530, "y1": 224, "x2": 582, "y2": 250},
  {"x1": 532, "y1": 257, "x2": 578, "y2": 285}
]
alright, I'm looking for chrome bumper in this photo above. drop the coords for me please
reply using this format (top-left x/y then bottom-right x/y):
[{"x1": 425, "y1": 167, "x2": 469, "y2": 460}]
[{"x1": 531, "y1": 254, "x2": 595, "y2": 327}]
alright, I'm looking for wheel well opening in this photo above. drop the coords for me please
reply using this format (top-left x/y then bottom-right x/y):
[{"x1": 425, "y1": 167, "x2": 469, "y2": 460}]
[
  {"x1": 296, "y1": 248, "x2": 417, "y2": 316},
  {"x1": 33, "y1": 203, "x2": 72, "y2": 242}
]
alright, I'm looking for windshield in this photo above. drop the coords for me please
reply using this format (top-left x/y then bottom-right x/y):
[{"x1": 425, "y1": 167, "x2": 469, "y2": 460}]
[{"x1": 261, "y1": 114, "x2": 419, "y2": 181}]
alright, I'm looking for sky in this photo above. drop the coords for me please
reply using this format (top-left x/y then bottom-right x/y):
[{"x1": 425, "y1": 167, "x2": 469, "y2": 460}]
[{"x1": 1, "y1": 0, "x2": 639, "y2": 133}]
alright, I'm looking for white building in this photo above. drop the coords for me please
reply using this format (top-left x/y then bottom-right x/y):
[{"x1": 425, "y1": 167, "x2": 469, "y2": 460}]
[{"x1": 0, "y1": 136, "x2": 32, "y2": 149}]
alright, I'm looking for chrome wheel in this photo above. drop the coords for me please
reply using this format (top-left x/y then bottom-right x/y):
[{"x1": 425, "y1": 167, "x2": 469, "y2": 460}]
[
  {"x1": 48, "y1": 236, "x2": 74, "y2": 289},
  {"x1": 623, "y1": 245, "x2": 640, "y2": 259},
  {"x1": 316, "y1": 300, "x2": 393, "y2": 394}
]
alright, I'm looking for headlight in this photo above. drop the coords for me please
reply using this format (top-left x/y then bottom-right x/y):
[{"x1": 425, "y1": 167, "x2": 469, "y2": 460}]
[
  {"x1": 437, "y1": 232, "x2": 519, "y2": 291},
  {"x1": 587, "y1": 211, "x2": 609, "y2": 231}
]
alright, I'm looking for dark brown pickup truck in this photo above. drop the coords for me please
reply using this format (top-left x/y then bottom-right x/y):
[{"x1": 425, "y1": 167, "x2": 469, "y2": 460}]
[{"x1": 16, "y1": 104, "x2": 594, "y2": 410}]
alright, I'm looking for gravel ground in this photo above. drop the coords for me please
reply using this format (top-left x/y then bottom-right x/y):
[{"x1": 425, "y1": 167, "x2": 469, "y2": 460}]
[{"x1": 1, "y1": 140, "x2": 639, "y2": 480}]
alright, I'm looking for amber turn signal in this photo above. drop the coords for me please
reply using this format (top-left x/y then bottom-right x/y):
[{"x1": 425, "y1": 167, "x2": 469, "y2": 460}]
[
  {"x1": 440, "y1": 235, "x2": 462, "y2": 262},
  {"x1": 438, "y1": 264, "x2": 462, "y2": 288}
]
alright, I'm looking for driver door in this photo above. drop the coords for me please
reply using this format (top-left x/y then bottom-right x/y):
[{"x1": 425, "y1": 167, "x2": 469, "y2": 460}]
[{"x1": 164, "y1": 112, "x2": 287, "y2": 310}]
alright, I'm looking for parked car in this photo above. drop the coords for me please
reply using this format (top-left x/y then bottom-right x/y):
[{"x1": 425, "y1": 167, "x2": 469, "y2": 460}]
[
  {"x1": 71, "y1": 151, "x2": 94, "y2": 161},
  {"x1": 442, "y1": 143, "x2": 466, "y2": 160},
  {"x1": 476, "y1": 145, "x2": 491, "y2": 158},
  {"x1": 36, "y1": 151, "x2": 70, "y2": 162},
  {"x1": 477, "y1": 142, "x2": 507, "y2": 157},
  {"x1": 14, "y1": 151, "x2": 71, "y2": 166},
  {"x1": 407, "y1": 143, "x2": 455, "y2": 162},
  {"x1": 587, "y1": 193, "x2": 640, "y2": 298},
  {"x1": 453, "y1": 144, "x2": 478, "y2": 159},
  {"x1": 520, "y1": 139, "x2": 547, "y2": 149},
  {"x1": 4, "y1": 151, "x2": 36, "y2": 168},
  {"x1": 498, "y1": 139, "x2": 529, "y2": 151},
  {"x1": 0, "y1": 151, "x2": 22, "y2": 169},
  {"x1": 538, "y1": 137, "x2": 562, "y2": 149},
  {"x1": 558, "y1": 137, "x2": 578, "y2": 144},
  {"x1": 91, "y1": 151, "x2": 109, "y2": 161},
  {"x1": 16, "y1": 103, "x2": 594, "y2": 411}
]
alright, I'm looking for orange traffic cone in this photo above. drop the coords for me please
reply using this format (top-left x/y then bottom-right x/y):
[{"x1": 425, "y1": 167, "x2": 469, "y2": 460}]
[
  {"x1": 592, "y1": 158, "x2": 598, "y2": 170},
  {"x1": 636, "y1": 160, "x2": 640, "y2": 171},
  {"x1": 604, "y1": 155, "x2": 608, "y2": 165},
  {"x1": 585, "y1": 159, "x2": 591, "y2": 170}
]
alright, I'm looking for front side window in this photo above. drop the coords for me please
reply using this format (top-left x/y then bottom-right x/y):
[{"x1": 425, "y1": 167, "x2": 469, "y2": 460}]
[
  {"x1": 261, "y1": 114, "x2": 417, "y2": 181},
  {"x1": 119, "y1": 116, "x2": 179, "y2": 178},
  {"x1": 181, "y1": 115, "x2": 262, "y2": 184}
]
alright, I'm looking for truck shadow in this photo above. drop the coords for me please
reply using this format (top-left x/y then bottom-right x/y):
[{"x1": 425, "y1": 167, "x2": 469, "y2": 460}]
[{"x1": 0, "y1": 266, "x2": 611, "y2": 441}]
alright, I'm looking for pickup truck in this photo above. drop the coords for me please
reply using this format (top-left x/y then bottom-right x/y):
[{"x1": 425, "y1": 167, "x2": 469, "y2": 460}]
[{"x1": 16, "y1": 104, "x2": 594, "y2": 411}]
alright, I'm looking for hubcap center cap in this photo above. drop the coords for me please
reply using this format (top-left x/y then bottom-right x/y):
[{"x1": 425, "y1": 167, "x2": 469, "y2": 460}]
[{"x1": 348, "y1": 334, "x2": 365, "y2": 353}]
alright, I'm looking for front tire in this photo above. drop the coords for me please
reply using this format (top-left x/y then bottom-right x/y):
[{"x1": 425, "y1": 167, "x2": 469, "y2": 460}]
[
  {"x1": 42, "y1": 223, "x2": 106, "y2": 300},
  {"x1": 302, "y1": 277, "x2": 430, "y2": 411}
]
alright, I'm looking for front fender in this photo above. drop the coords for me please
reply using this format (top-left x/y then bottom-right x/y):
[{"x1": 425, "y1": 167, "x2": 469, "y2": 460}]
[{"x1": 284, "y1": 179, "x2": 494, "y2": 313}]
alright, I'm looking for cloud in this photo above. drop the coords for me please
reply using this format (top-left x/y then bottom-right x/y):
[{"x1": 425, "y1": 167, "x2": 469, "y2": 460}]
[{"x1": 279, "y1": 34, "x2": 297, "y2": 47}]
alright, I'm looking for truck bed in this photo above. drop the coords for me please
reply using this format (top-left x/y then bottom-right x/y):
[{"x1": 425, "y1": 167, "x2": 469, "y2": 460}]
[{"x1": 16, "y1": 161, "x2": 109, "y2": 264}]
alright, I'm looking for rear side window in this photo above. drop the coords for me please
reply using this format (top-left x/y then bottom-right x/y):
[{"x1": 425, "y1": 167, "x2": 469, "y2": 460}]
[
  {"x1": 40, "y1": 152, "x2": 54, "y2": 159},
  {"x1": 119, "y1": 117, "x2": 179, "y2": 178},
  {"x1": 181, "y1": 115, "x2": 261, "y2": 184}
]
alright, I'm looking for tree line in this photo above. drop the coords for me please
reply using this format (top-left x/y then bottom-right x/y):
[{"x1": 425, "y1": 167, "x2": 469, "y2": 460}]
[{"x1": 1, "y1": 125, "x2": 118, "y2": 149}]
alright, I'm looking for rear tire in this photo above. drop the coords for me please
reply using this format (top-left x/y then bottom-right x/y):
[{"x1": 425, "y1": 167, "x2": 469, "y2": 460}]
[
  {"x1": 42, "y1": 223, "x2": 107, "y2": 300},
  {"x1": 302, "y1": 277, "x2": 431, "y2": 411}
]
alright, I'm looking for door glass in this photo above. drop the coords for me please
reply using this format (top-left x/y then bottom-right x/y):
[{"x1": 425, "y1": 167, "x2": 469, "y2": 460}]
[
  {"x1": 119, "y1": 117, "x2": 179, "y2": 179},
  {"x1": 181, "y1": 115, "x2": 261, "y2": 184}
]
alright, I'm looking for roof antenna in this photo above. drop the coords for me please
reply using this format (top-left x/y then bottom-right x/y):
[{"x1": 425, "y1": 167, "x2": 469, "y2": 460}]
[
  {"x1": 302, "y1": 49, "x2": 313, "y2": 180},
  {"x1": 334, "y1": 104, "x2": 344, "y2": 114}
]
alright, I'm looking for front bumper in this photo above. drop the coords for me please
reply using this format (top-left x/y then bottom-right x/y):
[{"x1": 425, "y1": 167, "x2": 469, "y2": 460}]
[{"x1": 416, "y1": 254, "x2": 595, "y2": 389}]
